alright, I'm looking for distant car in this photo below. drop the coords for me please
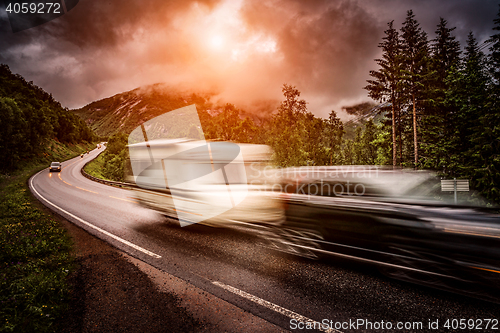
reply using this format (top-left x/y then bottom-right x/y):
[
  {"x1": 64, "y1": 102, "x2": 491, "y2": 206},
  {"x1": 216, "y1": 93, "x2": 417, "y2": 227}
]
[
  {"x1": 49, "y1": 162, "x2": 61, "y2": 172},
  {"x1": 277, "y1": 166, "x2": 500, "y2": 302}
]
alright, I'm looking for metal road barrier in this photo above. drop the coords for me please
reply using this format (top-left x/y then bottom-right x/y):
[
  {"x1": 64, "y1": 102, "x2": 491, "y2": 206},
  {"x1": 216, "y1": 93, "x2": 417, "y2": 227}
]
[{"x1": 80, "y1": 150, "x2": 139, "y2": 189}]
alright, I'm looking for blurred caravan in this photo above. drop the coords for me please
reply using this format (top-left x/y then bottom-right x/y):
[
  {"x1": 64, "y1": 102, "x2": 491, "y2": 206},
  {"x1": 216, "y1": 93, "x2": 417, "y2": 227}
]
[
  {"x1": 127, "y1": 138, "x2": 283, "y2": 227},
  {"x1": 275, "y1": 166, "x2": 500, "y2": 302}
]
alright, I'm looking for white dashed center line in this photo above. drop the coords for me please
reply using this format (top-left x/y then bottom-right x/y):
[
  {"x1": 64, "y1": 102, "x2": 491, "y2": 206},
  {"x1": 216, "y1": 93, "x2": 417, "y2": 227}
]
[{"x1": 212, "y1": 281, "x2": 342, "y2": 333}]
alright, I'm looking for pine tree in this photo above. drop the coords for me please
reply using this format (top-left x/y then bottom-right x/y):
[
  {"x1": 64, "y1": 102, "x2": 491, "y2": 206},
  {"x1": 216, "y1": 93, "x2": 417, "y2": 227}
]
[
  {"x1": 460, "y1": 27, "x2": 500, "y2": 202},
  {"x1": 432, "y1": 18, "x2": 461, "y2": 81},
  {"x1": 421, "y1": 17, "x2": 461, "y2": 171},
  {"x1": 303, "y1": 113, "x2": 329, "y2": 165},
  {"x1": 342, "y1": 138, "x2": 355, "y2": 165},
  {"x1": 485, "y1": 5, "x2": 500, "y2": 175},
  {"x1": 488, "y1": 4, "x2": 500, "y2": 88},
  {"x1": 481, "y1": 6, "x2": 500, "y2": 202},
  {"x1": 462, "y1": 32, "x2": 489, "y2": 152},
  {"x1": 364, "y1": 21, "x2": 402, "y2": 167},
  {"x1": 400, "y1": 10, "x2": 430, "y2": 168},
  {"x1": 353, "y1": 127, "x2": 364, "y2": 164},
  {"x1": 442, "y1": 32, "x2": 494, "y2": 201},
  {"x1": 326, "y1": 110, "x2": 344, "y2": 165},
  {"x1": 362, "y1": 120, "x2": 378, "y2": 164}
]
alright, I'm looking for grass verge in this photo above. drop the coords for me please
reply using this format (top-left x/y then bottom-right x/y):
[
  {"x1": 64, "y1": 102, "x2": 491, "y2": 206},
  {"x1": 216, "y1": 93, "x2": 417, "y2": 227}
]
[
  {"x1": 82, "y1": 152, "x2": 110, "y2": 181},
  {"x1": 84, "y1": 133, "x2": 129, "y2": 182},
  {"x1": 0, "y1": 141, "x2": 96, "y2": 332}
]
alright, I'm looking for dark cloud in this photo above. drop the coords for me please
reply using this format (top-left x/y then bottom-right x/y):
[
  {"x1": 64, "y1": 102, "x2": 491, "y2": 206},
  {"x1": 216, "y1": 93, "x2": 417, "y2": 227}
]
[
  {"x1": 363, "y1": 0, "x2": 499, "y2": 44},
  {"x1": 240, "y1": 0, "x2": 383, "y2": 116},
  {"x1": 0, "y1": 0, "x2": 222, "y2": 106},
  {"x1": 35, "y1": 0, "x2": 219, "y2": 49},
  {"x1": 0, "y1": 0, "x2": 499, "y2": 119}
]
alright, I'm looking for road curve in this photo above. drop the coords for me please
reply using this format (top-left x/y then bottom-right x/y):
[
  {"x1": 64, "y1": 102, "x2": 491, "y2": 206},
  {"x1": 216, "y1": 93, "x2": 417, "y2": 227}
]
[{"x1": 30, "y1": 149, "x2": 500, "y2": 333}]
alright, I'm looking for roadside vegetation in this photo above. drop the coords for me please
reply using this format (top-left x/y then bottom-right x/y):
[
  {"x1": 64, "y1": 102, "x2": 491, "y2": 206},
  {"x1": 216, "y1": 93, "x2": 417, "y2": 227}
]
[
  {"x1": 0, "y1": 141, "x2": 96, "y2": 332},
  {"x1": 0, "y1": 63, "x2": 98, "y2": 331},
  {"x1": 84, "y1": 132, "x2": 129, "y2": 182},
  {"x1": 0, "y1": 64, "x2": 97, "y2": 171}
]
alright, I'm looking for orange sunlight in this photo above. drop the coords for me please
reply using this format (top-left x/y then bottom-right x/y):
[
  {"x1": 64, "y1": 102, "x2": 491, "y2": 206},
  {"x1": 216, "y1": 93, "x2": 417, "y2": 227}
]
[
  {"x1": 209, "y1": 35, "x2": 225, "y2": 50},
  {"x1": 196, "y1": 0, "x2": 277, "y2": 60}
]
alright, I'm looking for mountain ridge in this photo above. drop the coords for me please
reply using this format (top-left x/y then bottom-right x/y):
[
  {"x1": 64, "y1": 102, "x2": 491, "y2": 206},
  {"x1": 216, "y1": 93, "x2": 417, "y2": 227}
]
[{"x1": 72, "y1": 83, "x2": 276, "y2": 137}]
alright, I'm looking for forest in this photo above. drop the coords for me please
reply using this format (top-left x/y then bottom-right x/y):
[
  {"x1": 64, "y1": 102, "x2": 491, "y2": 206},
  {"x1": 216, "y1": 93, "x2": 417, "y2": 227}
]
[{"x1": 0, "y1": 64, "x2": 97, "y2": 170}]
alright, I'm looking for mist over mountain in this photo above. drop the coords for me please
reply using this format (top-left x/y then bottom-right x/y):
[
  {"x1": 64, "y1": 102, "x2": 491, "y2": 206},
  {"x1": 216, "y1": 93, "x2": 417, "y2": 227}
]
[
  {"x1": 72, "y1": 83, "x2": 277, "y2": 137},
  {"x1": 342, "y1": 102, "x2": 388, "y2": 140}
]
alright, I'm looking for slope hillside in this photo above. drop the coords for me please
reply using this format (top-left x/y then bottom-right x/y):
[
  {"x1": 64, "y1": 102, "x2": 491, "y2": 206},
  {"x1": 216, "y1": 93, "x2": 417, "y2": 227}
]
[
  {"x1": 72, "y1": 84, "x2": 271, "y2": 137},
  {"x1": 0, "y1": 64, "x2": 96, "y2": 170}
]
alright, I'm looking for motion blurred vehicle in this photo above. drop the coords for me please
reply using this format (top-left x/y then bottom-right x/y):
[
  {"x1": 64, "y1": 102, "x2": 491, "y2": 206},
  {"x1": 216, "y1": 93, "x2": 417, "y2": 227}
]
[
  {"x1": 276, "y1": 166, "x2": 500, "y2": 302},
  {"x1": 49, "y1": 162, "x2": 61, "y2": 172},
  {"x1": 127, "y1": 139, "x2": 283, "y2": 228}
]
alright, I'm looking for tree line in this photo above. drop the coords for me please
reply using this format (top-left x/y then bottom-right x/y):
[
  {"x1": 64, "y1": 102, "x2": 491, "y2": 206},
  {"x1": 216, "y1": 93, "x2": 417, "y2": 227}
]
[
  {"x1": 196, "y1": 85, "x2": 387, "y2": 168},
  {"x1": 364, "y1": 8, "x2": 500, "y2": 203},
  {"x1": 0, "y1": 64, "x2": 97, "y2": 170}
]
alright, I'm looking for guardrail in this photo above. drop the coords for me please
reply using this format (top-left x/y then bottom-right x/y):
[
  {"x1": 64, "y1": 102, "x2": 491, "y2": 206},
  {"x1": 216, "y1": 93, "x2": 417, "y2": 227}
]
[{"x1": 80, "y1": 149, "x2": 139, "y2": 189}]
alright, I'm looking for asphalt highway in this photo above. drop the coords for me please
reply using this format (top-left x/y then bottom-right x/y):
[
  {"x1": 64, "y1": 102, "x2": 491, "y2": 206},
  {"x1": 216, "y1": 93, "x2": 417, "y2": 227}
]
[{"x1": 30, "y1": 149, "x2": 500, "y2": 333}]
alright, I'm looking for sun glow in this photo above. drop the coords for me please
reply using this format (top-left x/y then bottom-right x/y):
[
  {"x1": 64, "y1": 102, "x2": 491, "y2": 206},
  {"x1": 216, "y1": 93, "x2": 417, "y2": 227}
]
[
  {"x1": 210, "y1": 35, "x2": 224, "y2": 49},
  {"x1": 192, "y1": 0, "x2": 277, "y2": 61}
]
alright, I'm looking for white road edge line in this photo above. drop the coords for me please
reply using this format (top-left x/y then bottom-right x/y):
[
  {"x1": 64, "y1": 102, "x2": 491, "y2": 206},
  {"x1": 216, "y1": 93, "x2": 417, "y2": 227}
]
[
  {"x1": 212, "y1": 281, "x2": 342, "y2": 333},
  {"x1": 30, "y1": 170, "x2": 162, "y2": 259}
]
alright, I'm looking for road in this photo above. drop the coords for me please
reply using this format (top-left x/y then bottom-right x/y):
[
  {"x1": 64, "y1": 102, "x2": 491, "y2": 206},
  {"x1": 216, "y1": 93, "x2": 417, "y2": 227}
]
[{"x1": 30, "y1": 149, "x2": 500, "y2": 332}]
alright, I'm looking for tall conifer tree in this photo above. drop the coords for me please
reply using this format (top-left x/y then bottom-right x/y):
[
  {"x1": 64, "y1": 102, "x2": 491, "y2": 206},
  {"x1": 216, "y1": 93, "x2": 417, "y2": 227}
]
[
  {"x1": 400, "y1": 10, "x2": 429, "y2": 167},
  {"x1": 421, "y1": 18, "x2": 461, "y2": 170},
  {"x1": 364, "y1": 21, "x2": 402, "y2": 167}
]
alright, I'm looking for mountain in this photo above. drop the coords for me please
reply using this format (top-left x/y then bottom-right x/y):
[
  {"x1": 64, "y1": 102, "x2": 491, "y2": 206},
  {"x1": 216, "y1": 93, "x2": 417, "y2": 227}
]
[
  {"x1": 72, "y1": 84, "x2": 211, "y2": 137},
  {"x1": 342, "y1": 102, "x2": 389, "y2": 139},
  {"x1": 72, "y1": 83, "x2": 273, "y2": 138}
]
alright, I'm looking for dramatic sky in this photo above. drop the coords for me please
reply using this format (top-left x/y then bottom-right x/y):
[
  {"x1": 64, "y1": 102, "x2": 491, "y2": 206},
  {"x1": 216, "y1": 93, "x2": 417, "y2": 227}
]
[{"x1": 0, "y1": 0, "x2": 498, "y2": 119}]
